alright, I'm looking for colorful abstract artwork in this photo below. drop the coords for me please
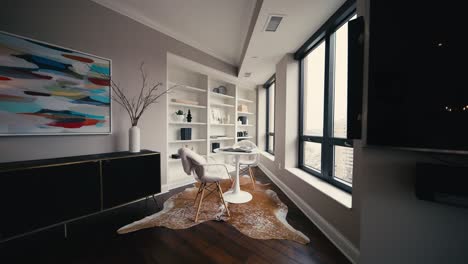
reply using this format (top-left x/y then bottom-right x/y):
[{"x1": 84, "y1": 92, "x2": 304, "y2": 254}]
[{"x1": 0, "y1": 31, "x2": 111, "y2": 135}]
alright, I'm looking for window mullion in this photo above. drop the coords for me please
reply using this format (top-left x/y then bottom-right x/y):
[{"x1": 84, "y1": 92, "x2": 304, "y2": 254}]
[
  {"x1": 322, "y1": 33, "x2": 334, "y2": 181},
  {"x1": 298, "y1": 60, "x2": 305, "y2": 167},
  {"x1": 327, "y1": 32, "x2": 337, "y2": 181}
]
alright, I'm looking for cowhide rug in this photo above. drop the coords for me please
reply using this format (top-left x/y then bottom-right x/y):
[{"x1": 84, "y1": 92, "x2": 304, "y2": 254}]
[{"x1": 117, "y1": 175, "x2": 310, "y2": 244}]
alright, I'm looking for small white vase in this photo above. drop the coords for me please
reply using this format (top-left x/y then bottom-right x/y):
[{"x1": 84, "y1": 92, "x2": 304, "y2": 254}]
[
  {"x1": 175, "y1": 114, "x2": 184, "y2": 122},
  {"x1": 129, "y1": 126, "x2": 140, "y2": 153}
]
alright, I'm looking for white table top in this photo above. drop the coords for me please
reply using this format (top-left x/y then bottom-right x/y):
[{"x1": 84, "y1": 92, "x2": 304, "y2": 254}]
[{"x1": 214, "y1": 147, "x2": 259, "y2": 156}]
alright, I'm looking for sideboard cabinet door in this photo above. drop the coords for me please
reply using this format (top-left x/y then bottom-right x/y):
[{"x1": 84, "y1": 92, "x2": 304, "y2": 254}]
[
  {"x1": 0, "y1": 162, "x2": 100, "y2": 239},
  {"x1": 101, "y1": 155, "x2": 160, "y2": 209}
]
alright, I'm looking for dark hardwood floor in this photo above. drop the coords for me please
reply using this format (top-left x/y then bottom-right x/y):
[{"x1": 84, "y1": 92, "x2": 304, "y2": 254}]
[{"x1": 0, "y1": 168, "x2": 350, "y2": 264}]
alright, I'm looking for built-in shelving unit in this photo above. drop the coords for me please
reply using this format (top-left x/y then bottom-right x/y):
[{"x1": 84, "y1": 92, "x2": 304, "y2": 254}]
[
  {"x1": 169, "y1": 102, "x2": 206, "y2": 109},
  {"x1": 210, "y1": 123, "x2": 235, "y2": 126},
  {"x1": 238, "y1": 98, "x2": 254, "y2": 103},
  {"x1": 209, "y1": 137, "x2": 235, "y2": 141},
  {"x1": 169, "y1": 81, "x2": 206, "y2": 93},
  {"x1": 237, "y1": 88, "x2": 257, "y2": 146},
  {"x1": 169, "y1": 122, "x2": 207, "y2": 125},
  {"x1": 166, "y1": 54, "x2": 257, "y2": 187},
  {"x1": 211, "y1": 102, "x2": 235, "y2": 108},
  {"x1": 210, "y1": 92, "x2": 234, "y2": 99},
  {"x1": 169, "y1": 139, "x2": 207, "y2": 143}
]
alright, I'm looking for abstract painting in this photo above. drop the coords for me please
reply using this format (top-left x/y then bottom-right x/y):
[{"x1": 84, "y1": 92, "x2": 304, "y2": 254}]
[{"x1": 0, "y1": 31, "x2": 111, "y2": 135}]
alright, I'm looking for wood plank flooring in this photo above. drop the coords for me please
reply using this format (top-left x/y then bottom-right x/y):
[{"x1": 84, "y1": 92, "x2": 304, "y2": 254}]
[{"x1": 0, "y1": 168, "x2": 351, "y2": 264}]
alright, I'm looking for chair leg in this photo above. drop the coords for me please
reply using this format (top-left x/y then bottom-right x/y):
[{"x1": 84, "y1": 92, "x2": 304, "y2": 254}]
[
  {"x1": 216, "y1": 182, "x2": 230, "y2": 217},
  {"x1": 194, "y1": 183, "x2": 203, "y2": 206},
  {"x1": 195, "y1": 183, "x2": 206, "y2": 222},
  {"x1": 249, "y1": 166, "x2": 256, "y2": 190}
]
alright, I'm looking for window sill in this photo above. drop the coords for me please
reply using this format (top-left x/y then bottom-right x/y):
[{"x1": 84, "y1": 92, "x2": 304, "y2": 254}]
[
  {"x1": 261, "y1": 151, "x2": 275, "y2": 161},
  {"x1": 286, "y1": 168, "x2": 352, "y2": 209}
]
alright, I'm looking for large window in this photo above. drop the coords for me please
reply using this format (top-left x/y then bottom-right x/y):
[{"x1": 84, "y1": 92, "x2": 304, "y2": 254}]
[
  {"x1": 265, "y1": 76, "x2": 275, "y2": 155},
  {"x1": 297, "y1": 1, "x2": 356, "y2": 192}
]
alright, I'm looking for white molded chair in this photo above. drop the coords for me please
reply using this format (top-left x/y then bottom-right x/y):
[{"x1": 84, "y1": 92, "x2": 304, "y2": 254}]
[
  {"x1": 232, "y1": 140, "x2": 259, "y2": 189},
  {"x1": 178, "y1": 148, "x2": 231, "y2": 222}
]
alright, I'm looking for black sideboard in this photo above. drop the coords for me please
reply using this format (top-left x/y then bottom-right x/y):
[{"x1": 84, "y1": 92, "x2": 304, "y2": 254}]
[{"x1": 0, "y1": 150, "x2": 160, "y2": 242}]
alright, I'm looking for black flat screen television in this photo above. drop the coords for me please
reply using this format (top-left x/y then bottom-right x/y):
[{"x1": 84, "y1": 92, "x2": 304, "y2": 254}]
[{"x1": 367, "y1": 1, "x2": 467, "y2": 153}]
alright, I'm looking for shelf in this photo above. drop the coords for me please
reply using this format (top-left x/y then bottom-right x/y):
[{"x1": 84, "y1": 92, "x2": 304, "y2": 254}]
[
  {"x1": 211, "y1": 123, "x2": 235, "y2": 126},
  {"x1": 169, "y1": 102, "x2": 206, "y2": 109},
  {"x1": 169, "y1": 139, "x2": 207, "y2": 143},
  {"x1": 210, "y1": 92, "x2": 235, "y2": 99},
  {"x1": 211, "y1": 102, "x2": 235, "y2": 108},
  {"x1": 237, "y1": 136, "x2": 253, "y2": 139},
  {"x1": 209, "y1": 137, "x2": 234, "y2": 141},
  {"x1": 168, "y1": 82, "x2": 206, "y2": 93},
  {"x1": 238, "y1": 98, "x2": 254, "y2": 103},
  {"x1": 169, "y1": 122, "x2": 207, "y2": 125},
  {"x1": 237, "y1": 112, "x2": 255, "y2": 115},
  {"x1": 237, "y1": 124, "x2": 253, "y2": 127}
]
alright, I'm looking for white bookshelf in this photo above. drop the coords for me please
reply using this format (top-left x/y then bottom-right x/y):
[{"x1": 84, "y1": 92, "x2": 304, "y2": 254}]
[
  {"x1": 168, "y1": 81, "x2": 206, "y2": 93},
  {"x1": 169, "y1": 139, "x2": 207, "y2": 143},
  {"x1": 167, "y1": 55, "x2": 257, "y2": 187},
  {"x1": 238, "y1": 98, "x2": 254, "y2": 103},
  {"x1": 210, "y1": 92, "x2": 234, "y2": 99},
  {"x1": 209, "y1": 137, "x2": 235, "y2": 141},
  {"x1": 210, "y1": 123, "x2": 235, "y2": 126},
  {"x1": 169, "y1": 122, "x2": 207, "y2": 125},
  {"x1": 210, "y1": 102, "x2": 235, "y2": 108},
  {"x1": 237, "y1": 87, "x2": 257, "y2": 146},
  {"x1": 169, "y1": 102, "x2": 206, "y2": 109}
]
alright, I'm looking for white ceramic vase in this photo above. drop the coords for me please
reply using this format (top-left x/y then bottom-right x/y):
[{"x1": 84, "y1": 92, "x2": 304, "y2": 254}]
[
  {"x1": 175, "y1": 114, "x2": 184, "y2": 122},
  {"x1": 129, "y1": 126, "x2": 140, "y2": 153}
]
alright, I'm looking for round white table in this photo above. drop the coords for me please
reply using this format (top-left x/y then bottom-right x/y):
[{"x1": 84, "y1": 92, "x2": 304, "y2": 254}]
[{"x1": 214, "y1": 148, "x2": 259, "y2": 203}]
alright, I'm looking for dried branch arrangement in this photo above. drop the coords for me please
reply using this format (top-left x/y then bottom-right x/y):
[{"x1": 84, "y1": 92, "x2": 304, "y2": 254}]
[{"x1": 92, "y1": 62, "x2": 177, "y2": 126}]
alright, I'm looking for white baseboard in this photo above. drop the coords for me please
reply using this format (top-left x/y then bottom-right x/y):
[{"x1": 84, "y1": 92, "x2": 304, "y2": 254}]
[
  {"x1": 162, "y1": 177, "x2": 196, "y2": 192},
  {"x1": 258, "y1": 164, "x2": 360, "y2": 264}
]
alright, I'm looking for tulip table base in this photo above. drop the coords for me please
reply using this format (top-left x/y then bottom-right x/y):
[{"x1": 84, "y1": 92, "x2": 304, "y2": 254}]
[
  {"x1": 223, "y1": 154, "x2": 253, "y2": 203},
  {"x1": 223, "y1": 189, "x2": 252, "y2": 204}
]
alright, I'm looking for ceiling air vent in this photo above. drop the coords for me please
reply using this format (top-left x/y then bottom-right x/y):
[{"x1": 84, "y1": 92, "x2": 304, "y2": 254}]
[
  {"x1": 264, "y1": 14, "x2": 285, "y2": 32},
  {"x1": 244, "y1": 72, "x2": 252, "y2": 78}
]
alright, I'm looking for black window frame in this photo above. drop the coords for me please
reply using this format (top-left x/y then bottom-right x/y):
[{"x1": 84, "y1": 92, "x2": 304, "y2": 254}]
[
  {"x1": 264, "y1": 75, "x2": 275, "y2": 155},
  {"x1": 295, "y1": 0, "x2": 356, "y2": 193}
]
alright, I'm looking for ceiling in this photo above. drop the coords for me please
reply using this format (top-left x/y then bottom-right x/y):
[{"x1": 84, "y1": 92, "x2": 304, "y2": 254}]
[
  {"x1": 239, "y1": 0, "x2": 346, "y2": 84},
  {"x1": 91, "y1": 0, "x2": 256, "y2": 65},
  {"x1": 92, "y1": 0, "x2": 346, "y2": 85}
]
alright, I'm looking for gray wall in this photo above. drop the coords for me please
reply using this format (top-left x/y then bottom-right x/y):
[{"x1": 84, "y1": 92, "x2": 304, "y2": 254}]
[
  {"x1": 0, "y1": 0, "x2": 236, "y2": 186},
  {"x1": 258, "y1": 54, "x2": 361, "y2": 249}
]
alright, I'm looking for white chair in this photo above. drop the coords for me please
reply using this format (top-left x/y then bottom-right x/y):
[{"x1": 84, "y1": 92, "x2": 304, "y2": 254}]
[
  {"x1": 178, "y1": 148, "x2": 231, "y2": 222},
  {"x1": 232, "y1": 140, "x2": 259, "y2": 190}
]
